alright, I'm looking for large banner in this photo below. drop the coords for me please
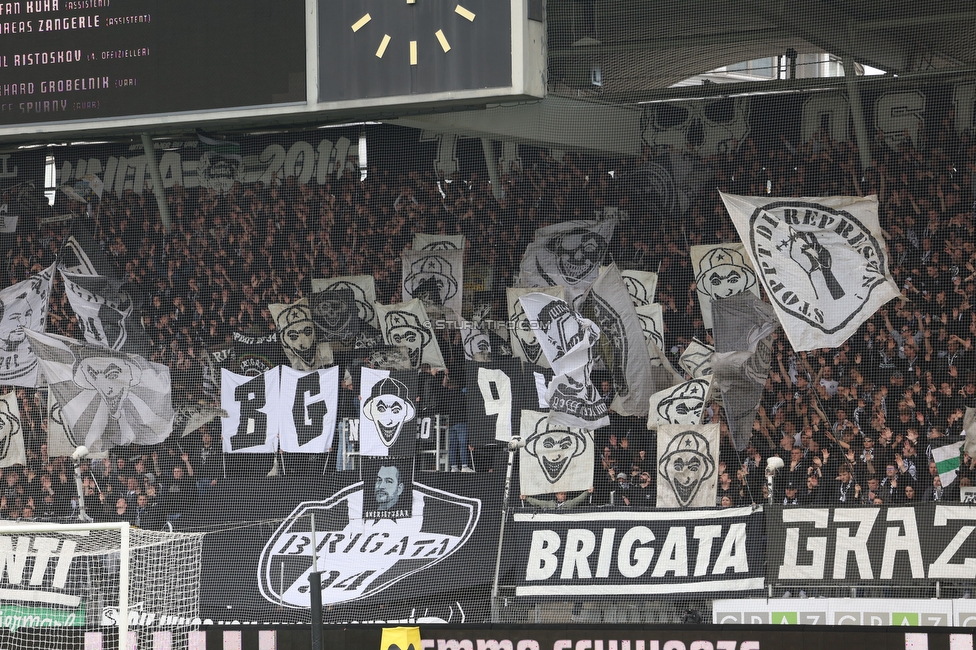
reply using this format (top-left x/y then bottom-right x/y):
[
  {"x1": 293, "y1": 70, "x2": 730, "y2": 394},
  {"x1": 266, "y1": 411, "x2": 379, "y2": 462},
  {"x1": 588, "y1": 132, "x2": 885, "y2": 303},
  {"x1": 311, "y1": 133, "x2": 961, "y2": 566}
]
[
  {"x1": 509, "y1": 506, "x2": 765, "y2": 598},
  {"x1": 193, "y1": 472, "x2": 503, "y2": 623},
  {"x1": 518, "y1": 220, "x2": 617, "y2": 304},
  {"x1": 0, "y1": 264, "x2": 54, "y2": 387},
  {"x1": 766, "y1": 504, "x2": 976, "y2": 587}
]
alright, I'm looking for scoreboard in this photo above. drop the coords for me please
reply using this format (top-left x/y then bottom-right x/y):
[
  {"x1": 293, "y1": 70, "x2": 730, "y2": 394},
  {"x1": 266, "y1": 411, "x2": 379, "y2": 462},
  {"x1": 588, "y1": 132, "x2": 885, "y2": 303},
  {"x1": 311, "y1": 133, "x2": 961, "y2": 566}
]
[
  {"x1": 0, "y1": 0, "x2": 306, "y2": 125},
  {"x1": 0, "y1": 0, "x2": 547, "y2": 141}
]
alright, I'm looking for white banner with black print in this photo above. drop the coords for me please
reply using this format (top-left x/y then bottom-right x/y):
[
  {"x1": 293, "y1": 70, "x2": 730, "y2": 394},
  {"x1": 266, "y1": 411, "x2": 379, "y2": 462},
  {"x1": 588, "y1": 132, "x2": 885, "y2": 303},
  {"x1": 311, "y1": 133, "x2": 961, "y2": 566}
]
[{"x1": 721, "y1": 193, "x2": 900, "y2": 351}]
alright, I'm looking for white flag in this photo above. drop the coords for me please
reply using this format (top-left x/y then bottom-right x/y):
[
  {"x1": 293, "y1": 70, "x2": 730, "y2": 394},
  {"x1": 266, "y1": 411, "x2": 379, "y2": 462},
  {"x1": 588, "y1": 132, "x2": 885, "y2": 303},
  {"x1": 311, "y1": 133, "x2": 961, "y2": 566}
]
[
  {"x1": 0, "y1": 264, "x2": 54, "y2": 387},
  {"x1": 646, "y1": 376, "x2": 712, "y2": 429},
  {"x1": 358, "y1": 368, "x2": 418, "y2": 457},
  {"x1": 721, "y1": 192, "x2": 900, "y2": 351},
  {"x1": 518, "y1": 219, "x2": 616, "y2": 303},
  {"x1": 376, "y1": 299, "x2": 446, "y2": 370},
  {"x1": 311, "y1": 275, "x2": 379, "y2": 330},
  {"x1": 268, "y1": 298, "x2": 334, "y2": 371},
  {"x1": 221, "y1": 368, "x2": 280, "y2": 454},
  {"x1": 656, "y1": 423, "x2": 720, "y2": 508},
  {"x1": 507, "y1": 286, "x2": 564, "y2": 368},
  {"x1": 401, "y1": 249, "x2": 464, "y2": 319},
  {"x1": 413, "y1": 233, "x2": 465, "y2": 251},
  {"x1": 25, "y1": 330, "x2": 173, "y2": 454},
  {"x1": 0, "y1": 392, "x2": 26, "y2": 468},
  {"x1": 519, "y1": 410, "x2": 593, "y2": 497},
  {"x1": 679, "y1": 340, "x2": 714, "y2": 379},
  {"x1": 518, "y1": 292, "x2": 609, "y2": 430},
  {"x1": 278, "y1": 366, "x2": 339, "y2": 454},
  {"x1": 691, "y1": 244, "x2": 760, "y2": 330}
]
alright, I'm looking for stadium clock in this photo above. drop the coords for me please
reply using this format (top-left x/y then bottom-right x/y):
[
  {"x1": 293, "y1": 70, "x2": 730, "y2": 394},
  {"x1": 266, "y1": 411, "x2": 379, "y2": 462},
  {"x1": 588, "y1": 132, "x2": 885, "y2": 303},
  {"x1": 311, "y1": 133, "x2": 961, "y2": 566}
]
[{"x1": 318, "y1": 0, "x2": 514, "y2": 103}]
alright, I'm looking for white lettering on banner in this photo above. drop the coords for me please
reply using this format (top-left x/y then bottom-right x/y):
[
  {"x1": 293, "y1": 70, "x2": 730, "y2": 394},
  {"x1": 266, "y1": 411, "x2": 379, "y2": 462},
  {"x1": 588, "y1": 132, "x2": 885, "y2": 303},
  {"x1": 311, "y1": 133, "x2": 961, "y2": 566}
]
[
  {"x1": 524, "y1": 524, "x2": 749, "y2": 583},
  {"x1": 0, "y1": 536, "x2": 75, "y2": 589},
  {"x1": 930, "y1": 507, "x2": 976, "y2": 579},
  {"x1": 777, "y1": 507, "x2": 954, "y2": 581}
]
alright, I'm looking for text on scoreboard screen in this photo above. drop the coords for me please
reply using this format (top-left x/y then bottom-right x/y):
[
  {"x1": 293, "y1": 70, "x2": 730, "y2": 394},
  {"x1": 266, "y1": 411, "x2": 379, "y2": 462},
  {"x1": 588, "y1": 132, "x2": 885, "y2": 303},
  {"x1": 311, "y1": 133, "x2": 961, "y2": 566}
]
[{"x1": 0, "y1": 0, "x2": 306, "y2": 126}]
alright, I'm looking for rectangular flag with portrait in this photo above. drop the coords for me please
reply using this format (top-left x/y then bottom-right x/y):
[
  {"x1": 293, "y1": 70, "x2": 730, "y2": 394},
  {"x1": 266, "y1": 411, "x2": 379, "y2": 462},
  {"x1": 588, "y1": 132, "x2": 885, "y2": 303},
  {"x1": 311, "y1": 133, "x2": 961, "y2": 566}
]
[
  {"x1": 0, "y1": 391, "x2": 26, "y2": 468},
  {"x1": 360, "y1": 455, "x2": 415, "y2": 520},
  {"x1": 656, "y1": 423, "x2": 720, "y2": 508},
  {"x1": 375, "y1": 299, "x2": 445, "y2": 371}
]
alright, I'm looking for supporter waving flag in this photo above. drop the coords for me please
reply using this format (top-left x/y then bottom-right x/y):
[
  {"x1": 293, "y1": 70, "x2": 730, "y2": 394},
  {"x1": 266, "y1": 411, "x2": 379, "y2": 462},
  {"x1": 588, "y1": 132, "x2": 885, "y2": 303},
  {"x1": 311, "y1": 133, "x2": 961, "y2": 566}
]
[
  {"x1": 721, "y1": 192, "x2": 900, "y2": 351},
  {"x1": 25, "y1": 329, "x2": 174, "y2": 454}
]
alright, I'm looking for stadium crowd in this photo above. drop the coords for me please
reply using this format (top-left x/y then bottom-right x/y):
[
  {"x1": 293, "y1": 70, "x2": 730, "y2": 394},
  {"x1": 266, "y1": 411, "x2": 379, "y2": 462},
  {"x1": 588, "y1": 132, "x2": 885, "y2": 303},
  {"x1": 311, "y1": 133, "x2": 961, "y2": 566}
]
[{"x1": 2, "y1": 118, "x2": 976, "y2": 525}]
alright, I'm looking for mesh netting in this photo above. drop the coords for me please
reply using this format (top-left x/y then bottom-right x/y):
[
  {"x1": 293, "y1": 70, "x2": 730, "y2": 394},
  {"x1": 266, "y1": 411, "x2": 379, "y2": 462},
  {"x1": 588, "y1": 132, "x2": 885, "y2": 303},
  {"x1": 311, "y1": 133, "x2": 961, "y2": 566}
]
[{"x1": 0, "y1": 0, "x2": 972, "y2": 634}]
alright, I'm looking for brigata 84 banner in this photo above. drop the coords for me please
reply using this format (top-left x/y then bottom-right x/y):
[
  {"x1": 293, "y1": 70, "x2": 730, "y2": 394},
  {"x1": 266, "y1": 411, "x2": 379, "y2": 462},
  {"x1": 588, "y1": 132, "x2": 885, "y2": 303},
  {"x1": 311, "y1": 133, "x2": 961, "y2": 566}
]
[
  {"x1": 766, "y1": 504, "x2": 976, "y2": 586},
  {"x1": 505, "y1": 506, "x2": 766, "y2": 598}
]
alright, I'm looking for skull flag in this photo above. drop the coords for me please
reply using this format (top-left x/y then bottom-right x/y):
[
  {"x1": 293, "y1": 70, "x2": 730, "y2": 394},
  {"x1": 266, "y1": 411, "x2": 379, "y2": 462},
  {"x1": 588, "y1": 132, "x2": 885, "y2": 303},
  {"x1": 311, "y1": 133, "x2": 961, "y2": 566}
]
[{"x1": 518, "y1": 219, "x2": 617, "y2": 304}]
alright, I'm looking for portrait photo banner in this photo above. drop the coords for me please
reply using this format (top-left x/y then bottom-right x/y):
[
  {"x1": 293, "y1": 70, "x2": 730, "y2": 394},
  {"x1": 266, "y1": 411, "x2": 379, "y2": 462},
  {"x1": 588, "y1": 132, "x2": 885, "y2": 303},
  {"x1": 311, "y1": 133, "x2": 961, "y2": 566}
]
[{"x1": 508, "y1": 506, "x2": 765, "y2": 598}]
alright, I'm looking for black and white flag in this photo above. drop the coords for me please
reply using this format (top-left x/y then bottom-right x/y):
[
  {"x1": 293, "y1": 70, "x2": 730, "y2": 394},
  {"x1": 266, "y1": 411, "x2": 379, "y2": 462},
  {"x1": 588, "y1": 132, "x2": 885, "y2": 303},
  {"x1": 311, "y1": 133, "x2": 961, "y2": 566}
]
[
  {"x1": 60, "y1": 270, "x2": 151, "y2": 355},
  {"x1": 232, "y1": 331, "x2": 283, "y2": 377},
  {"x1": 691, "y1": 244, "x2": 760, "y2": 330},
  {"x1": 646, "y1": 376, "x2": 712, "y2": 429},
  {"x1": 60, "y1": 223, "x2": 116, "y2": 277},
  {"x1": 460, "y1": 323, "x2": 491, "y2": 362},
  {"x1": 711, "y1": 292, "x2": 779, "y2": 452},
  {"x1": 634, "y1": 303, "x2": 666, "y2": 358},
  {"x1": 0, "y1": 264, "x2": 54, "y2": 387},
  {"x1": 311, "y1": 275, "x2": 380, "y2": 330},
  {"x1": 656, "y1": 423, "x2": 720, "y2": 508},
  {"x1": 518, "y1": 293, "x2": 609, "y2": 430},
  {"x1": 401, "y1": 249, "x2": 464, "y2": 319},
  {"x1": 279, "y1": 366, "x2": 338, "y2": 454},
  {"x1": 172, "y1": 402, "x2": 227, "y2": 438},
  {"x1": 519, "y1": 410, "x2": 593, "y2": 497},
  {"x1": 221, "y1": 368, "x2": 280, "y2": 454},
  {"x1": 45, "y1": 390, "x2": 108, "y2": 459},
  {"x1": 309, "y1": 287, "x2": 362, "y2": 343},
  {"x1": 359, "y1": 367, "x2": 418, "y2": 457},
  {"x1": 518, "y1": 219, "x2": 617, "y2": 304},
  {"x1": 269, "y1": 298, "x2": 334, "y2": 371},
  {"x1": 721, "y1": 193, "x2": 900, "y2": 350},
  {"x1": 679, "y1": 340, "x2": 714, "y2": 379},
  {"x1": 25, "y1": 330, "x2": 173, "y2": 454},
  {"x1": 0, "y1": 392, "x2": 26, "y2": 468},
  {"x1": 580, "y1": 264, "x2": 655, "y2": 417},
  {"x1": 413, "y1": 233, "x2": 465, "y2": 251},
  {"x1": 465, "y1": 358, "x2": 549, "y2": 445},
  {"x1": 376, "y1": 299, "x2": 446, "y2": 370},
  {"x1": 606, "y1": 268, "x2": 658, "y2": 307},
  {"x1": 507, "y1": 286, "x2": 564, "y2": 368}
]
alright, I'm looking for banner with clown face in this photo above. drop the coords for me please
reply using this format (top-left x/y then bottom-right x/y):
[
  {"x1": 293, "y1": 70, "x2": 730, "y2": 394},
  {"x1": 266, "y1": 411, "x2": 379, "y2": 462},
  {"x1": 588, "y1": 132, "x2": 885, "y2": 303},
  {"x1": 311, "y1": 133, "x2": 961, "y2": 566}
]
[
  {"x1": 519, "y1": 410, "x2": 593, "y2": 497},
  {"x1": 656, "y1": 423, "x2": 720, "y2": 508}
]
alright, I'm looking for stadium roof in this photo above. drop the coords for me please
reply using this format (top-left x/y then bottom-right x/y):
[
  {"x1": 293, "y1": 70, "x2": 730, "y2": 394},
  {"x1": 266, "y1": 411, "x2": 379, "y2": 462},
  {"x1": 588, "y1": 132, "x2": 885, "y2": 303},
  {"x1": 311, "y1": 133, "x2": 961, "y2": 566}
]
[{"x1": 544, "y1": 0, "x2": 976, "y2": 102}]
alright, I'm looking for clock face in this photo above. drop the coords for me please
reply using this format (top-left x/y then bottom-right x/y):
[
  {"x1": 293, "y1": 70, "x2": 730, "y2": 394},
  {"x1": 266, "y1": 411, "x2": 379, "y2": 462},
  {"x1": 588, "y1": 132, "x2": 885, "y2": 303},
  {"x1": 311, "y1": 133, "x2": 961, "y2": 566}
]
[{"x1": 319, "y1": 0, "x2": 513, "y2": 103}]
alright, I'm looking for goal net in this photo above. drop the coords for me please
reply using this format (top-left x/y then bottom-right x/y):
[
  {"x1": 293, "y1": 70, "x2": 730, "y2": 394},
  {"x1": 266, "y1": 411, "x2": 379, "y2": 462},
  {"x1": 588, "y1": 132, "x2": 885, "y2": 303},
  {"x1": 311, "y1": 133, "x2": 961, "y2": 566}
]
[{"x1": 0, "y1": 522, "x2": 205, "y2": 650}]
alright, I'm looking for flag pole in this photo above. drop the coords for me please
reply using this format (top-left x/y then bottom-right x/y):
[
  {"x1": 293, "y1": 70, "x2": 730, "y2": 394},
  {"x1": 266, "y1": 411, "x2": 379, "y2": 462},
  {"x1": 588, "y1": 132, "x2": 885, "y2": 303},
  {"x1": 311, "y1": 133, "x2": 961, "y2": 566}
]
[{"x1": 490, "y1": 437, "x2": 523, "y2": 623}]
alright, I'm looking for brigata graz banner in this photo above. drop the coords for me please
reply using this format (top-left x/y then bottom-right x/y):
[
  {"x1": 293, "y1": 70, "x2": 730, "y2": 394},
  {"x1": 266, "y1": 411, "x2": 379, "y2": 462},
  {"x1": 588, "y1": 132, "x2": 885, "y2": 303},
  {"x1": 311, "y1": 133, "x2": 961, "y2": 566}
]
[
  {"x1": 766, "y1": 505, "x2": 976, "y2": 586},
  {"x1": 188, "y1": 472, "x2": 503, "y2": 624},
  {"x1": 504, "y1": 506, "x2": 765, "y2": 598}
]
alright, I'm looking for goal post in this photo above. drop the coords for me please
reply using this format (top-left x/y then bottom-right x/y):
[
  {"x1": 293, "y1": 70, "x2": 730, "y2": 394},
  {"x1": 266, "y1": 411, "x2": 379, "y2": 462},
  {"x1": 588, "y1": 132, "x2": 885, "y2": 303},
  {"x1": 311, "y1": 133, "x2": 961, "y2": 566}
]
[{"x1": 0, "y1": 520, "x2": 205, "y2": 650}]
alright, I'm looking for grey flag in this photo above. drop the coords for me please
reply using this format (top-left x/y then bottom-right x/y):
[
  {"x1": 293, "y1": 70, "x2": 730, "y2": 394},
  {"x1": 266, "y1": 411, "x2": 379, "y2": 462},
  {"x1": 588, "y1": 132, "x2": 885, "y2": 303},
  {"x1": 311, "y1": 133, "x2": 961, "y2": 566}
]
[{"x1": 711, "y1": 293, "x2": 779, "y2": 451}]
